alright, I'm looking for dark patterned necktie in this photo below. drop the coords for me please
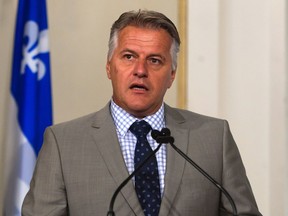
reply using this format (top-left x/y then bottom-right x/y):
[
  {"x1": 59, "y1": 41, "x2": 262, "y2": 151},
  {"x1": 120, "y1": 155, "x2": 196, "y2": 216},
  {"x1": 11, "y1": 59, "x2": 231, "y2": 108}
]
[{"x1": 129, "y1": 120, "x2": 161, "y2": 216}]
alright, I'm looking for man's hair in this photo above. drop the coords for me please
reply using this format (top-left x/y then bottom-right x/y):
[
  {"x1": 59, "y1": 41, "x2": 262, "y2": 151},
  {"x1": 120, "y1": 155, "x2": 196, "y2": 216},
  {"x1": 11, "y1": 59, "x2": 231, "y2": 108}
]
[{"x1": 107, "y1": 10, "x2": 181, "y2": 71}]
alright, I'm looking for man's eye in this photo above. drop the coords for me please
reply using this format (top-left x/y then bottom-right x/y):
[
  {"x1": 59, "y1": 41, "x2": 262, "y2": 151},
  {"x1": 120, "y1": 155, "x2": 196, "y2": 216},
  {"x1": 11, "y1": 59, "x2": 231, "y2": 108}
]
[
  {"x1": 124, "y1": 54, "x2": 134, "y2": 60},
  {"x1": 149, "y1": 58, "x2": 162, "y2": 64}
]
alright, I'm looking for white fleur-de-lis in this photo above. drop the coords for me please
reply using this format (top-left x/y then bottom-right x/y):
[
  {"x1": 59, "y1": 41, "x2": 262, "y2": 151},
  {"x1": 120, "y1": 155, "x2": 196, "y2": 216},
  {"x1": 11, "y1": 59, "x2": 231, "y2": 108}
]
[{"x1": 21, "y1": 21, "x2": 49, "y2": 80}]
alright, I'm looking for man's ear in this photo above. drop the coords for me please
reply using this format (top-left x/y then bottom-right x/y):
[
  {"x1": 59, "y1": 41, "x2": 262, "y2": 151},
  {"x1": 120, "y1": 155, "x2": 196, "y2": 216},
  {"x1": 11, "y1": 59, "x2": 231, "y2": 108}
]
[
  {"x1": 168, "y1": 70, "x2": 176, "y2": 88},
  {"x1": 106, "y1": 61, "x2": 111, "y2": 79}
]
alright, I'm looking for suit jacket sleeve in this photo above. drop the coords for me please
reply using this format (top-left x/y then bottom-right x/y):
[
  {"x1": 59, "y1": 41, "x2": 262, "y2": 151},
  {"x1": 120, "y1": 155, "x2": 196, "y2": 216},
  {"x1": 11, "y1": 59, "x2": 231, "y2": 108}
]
[
  {"x1": 220, "y1": 120, "x2": 261, "y2": 215},
  {"x1": 22, "y1": 127, "x2": 68, "y2": 216}
]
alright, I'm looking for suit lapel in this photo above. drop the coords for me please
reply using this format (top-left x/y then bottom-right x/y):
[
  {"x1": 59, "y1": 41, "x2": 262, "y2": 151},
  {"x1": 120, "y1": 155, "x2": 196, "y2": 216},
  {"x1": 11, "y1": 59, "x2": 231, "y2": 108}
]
[
  {"x1": 159, "y1": 104, "x2": 189, "y2": 215},
  {"x1": 91, "y1": 104, "x2": 144, "y2": 215}
]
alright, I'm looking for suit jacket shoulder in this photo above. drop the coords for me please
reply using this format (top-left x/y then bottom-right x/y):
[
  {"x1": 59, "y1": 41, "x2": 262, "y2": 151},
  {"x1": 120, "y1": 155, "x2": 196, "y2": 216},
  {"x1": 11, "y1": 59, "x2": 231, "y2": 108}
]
[{"x1": 164, "y1": 103, "x2": 227, "y2": 130}]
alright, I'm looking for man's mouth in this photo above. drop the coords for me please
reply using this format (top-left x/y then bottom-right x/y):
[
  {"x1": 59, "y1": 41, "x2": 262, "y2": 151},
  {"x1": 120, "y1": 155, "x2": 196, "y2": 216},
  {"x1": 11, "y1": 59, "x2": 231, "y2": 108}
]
[{"x1": 130, "y1": 84, "x2": 148, "y2": 91}]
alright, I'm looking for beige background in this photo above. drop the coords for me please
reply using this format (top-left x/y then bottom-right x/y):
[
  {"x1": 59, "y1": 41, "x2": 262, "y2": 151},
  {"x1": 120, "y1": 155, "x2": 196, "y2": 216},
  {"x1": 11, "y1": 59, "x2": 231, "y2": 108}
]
[
  {"x1": 1, "y1": 0, "x2": 287, "y2": 215},
  {"x1": 0, "y1": 0, "x2": 178, "y2": 213}
]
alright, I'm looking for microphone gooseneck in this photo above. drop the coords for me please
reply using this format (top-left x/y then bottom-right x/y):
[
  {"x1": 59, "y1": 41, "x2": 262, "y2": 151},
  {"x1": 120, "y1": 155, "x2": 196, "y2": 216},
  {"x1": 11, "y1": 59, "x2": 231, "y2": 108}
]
[
  {"x1": 151, "y1": 128, "x2": 238, "y2": 216},
  {"x1": 107, "y1": 141, "x2": 163, "y2": 216}
]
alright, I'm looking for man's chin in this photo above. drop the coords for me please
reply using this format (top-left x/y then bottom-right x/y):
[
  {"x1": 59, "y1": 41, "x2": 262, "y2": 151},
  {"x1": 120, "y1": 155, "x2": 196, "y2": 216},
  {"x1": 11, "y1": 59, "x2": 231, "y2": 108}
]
[{"x1": 127, "y1": 104, "x2": 160, "y2": 118}]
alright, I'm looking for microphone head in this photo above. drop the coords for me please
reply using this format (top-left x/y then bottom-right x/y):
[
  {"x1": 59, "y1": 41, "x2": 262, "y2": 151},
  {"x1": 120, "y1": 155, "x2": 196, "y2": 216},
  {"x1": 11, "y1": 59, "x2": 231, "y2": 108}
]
[
  {"x1": 151, "y1": 130, "x2": 161, "y2": 139},
  {"x1": 151, "y1": 128, "x2": 174, "y2": 144},
  {"x1": 161, "y1": 128, "x2": 171, "y2": 136}
]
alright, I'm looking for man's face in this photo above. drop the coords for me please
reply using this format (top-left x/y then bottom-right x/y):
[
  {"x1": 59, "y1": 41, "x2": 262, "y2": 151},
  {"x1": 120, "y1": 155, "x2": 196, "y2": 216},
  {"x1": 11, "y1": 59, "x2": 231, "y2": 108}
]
[{"x1": 106, "y1": 26, "x2": 176, "y2": 118}]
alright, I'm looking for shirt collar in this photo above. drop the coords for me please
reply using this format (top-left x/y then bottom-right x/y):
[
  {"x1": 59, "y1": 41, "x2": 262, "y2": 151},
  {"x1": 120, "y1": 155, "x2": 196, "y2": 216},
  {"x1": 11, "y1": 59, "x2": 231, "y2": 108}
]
[{"x1": 110, "y1": 99, "x2": 165, "y2": 137}]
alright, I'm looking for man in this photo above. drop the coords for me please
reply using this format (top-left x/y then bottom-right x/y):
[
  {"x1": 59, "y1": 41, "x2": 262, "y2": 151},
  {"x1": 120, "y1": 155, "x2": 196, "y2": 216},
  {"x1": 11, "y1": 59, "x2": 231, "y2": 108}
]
[{"x1": 22, "y1": 10, "x2": 262, "y2": 215}]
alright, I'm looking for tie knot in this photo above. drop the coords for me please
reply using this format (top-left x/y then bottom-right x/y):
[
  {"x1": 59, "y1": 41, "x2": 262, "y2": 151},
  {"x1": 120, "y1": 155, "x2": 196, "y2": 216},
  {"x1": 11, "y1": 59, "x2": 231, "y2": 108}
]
[{"x1": 129, "y1": 120, "x2": 152, "y2": 138}]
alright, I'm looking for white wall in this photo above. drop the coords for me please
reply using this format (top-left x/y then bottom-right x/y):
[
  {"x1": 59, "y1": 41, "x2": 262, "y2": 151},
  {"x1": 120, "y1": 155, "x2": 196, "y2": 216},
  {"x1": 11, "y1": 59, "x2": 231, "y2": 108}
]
[{"x1": 187, "y1": 0, "x2": 287, "y2": 215}]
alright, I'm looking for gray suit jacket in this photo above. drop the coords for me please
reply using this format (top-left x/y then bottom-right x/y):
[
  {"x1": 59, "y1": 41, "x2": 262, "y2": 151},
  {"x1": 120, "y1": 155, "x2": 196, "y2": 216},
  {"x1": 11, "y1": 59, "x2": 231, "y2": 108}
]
[{"x1": 22, "y1": 103, "x2": 262, "y2": 216}]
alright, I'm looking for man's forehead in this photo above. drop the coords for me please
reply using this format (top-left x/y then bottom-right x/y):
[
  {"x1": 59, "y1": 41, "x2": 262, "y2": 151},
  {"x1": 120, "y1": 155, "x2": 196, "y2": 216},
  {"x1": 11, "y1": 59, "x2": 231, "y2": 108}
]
[
  {"x1": 119, "y1": 26, "x2": 171, "y2": 38},
  {"x1": 117, "y1": 26, "x2": 172, "y2": 48}
]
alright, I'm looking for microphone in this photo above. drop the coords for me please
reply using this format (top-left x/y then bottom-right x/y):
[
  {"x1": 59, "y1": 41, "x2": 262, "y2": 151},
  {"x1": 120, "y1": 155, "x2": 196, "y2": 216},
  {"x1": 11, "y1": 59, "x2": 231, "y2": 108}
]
[
  {"x1": 151, "y1": 128, "x2": 238, "y2": 216},
  {"x1": 151, "y1": 128, "x2": 174, "y2": 144},
  {"x1": 107, "y1": 140, "x2": 163, "y2": 216}
]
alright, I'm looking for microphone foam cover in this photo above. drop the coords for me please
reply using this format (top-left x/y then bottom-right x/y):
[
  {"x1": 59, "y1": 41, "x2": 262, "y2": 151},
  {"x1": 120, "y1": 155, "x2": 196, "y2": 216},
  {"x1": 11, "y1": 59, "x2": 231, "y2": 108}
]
[
  {"x1": 161, "y1": 128, "x2": 171, "y2": 136},
  {"x1": 151, "y1": 130, "x2": 161, "y2": 139}
]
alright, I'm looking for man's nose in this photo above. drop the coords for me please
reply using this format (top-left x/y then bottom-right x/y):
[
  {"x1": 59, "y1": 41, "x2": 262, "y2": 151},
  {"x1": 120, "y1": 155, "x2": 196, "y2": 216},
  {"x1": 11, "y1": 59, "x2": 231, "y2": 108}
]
[{"x1": 133, "y1": 59, "x2": 148, "y2": 77}]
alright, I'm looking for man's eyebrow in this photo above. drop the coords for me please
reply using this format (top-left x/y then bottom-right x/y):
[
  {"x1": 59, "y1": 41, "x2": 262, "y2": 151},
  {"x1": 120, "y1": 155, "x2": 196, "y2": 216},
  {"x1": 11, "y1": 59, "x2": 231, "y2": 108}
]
[
  {"x1": 120, "y1": 49, "x2": 166, "y2": 60},
  {"x1": 148, "y1": 53, "x2": 165, "y2": 57},
  {"x1": 120, "y1": 49, "x2": 138, "y2": 55}
]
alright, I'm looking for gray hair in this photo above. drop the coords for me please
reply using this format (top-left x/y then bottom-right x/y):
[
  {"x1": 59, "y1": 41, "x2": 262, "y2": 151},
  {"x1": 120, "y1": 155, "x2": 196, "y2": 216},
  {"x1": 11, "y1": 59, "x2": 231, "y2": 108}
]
[{"x1": 107, "y1": 10, "x2": 181, "y2": 71}]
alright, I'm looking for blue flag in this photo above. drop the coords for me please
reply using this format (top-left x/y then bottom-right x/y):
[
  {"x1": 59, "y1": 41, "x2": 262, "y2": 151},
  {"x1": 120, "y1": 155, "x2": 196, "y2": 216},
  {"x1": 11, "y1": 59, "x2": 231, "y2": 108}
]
[{"x1": 4, "y1": 0, "x2": 53, "y2": 214}]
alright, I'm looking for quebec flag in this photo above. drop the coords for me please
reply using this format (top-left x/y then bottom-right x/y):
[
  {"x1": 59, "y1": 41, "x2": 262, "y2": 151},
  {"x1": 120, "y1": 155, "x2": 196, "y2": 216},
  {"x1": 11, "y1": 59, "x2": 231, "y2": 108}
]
[{"x1": 3, "y1": 0, "x2": 53, "y2": 215}]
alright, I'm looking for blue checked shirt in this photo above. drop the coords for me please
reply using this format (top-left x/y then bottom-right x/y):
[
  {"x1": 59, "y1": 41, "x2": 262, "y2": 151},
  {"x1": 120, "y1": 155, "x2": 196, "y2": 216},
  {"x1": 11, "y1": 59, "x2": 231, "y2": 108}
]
[{"x1": 110, "y1": 100, "x2": 167, "y2": 196}]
